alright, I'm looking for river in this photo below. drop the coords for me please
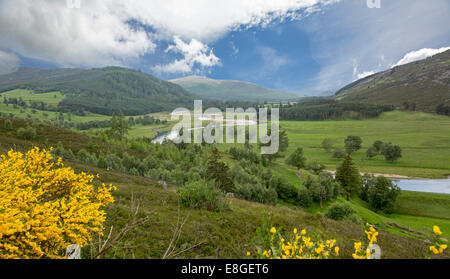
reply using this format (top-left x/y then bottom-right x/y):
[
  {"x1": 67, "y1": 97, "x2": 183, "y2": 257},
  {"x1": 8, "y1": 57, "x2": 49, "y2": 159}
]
[{"x1": 392, "y1": 178, "x2": 450, "y2": 194}]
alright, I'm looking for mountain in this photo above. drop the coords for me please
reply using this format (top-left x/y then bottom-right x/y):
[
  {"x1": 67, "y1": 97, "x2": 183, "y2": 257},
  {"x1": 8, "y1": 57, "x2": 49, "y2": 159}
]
[
  {"x1": 334, "y1": 49, "x2": 450, "y2": 113},
  {"x1": 0, "y1": 67, "x2": 194, "y2": 115},
  {"x1": 170, "y1": 75, "x2": 300, "y2": 102}
]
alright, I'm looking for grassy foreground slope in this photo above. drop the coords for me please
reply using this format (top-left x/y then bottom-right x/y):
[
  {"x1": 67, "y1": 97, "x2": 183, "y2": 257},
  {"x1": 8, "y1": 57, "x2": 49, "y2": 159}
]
[{"x1": 281, "y1": 111, "x2": 450, "y2": 178}]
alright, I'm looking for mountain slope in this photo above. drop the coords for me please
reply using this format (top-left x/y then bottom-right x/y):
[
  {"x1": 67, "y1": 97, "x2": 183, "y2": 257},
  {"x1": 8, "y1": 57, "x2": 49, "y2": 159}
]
[
  {"x1": 0, "y1": 67, "x2": 194, "y2": 115},
  {"x1": 170, "y1": 75, "x2": 299, "y2": 102},
  {"x1": 335, "y1": 49, "x2": 450, "y2": 113}
]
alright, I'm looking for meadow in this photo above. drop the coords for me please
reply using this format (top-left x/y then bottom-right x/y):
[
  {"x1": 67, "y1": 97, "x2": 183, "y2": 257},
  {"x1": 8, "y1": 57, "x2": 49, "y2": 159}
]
[{"x1": 280, "y1": 111, "x2": 450, "y2": 178}]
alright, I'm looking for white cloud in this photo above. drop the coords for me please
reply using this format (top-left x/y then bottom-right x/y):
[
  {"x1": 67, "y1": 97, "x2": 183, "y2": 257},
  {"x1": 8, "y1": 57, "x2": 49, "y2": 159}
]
[
  {"x1": 392, "y1": 47, "x2": 450, "y2": 67},
  {"x1": 152, "y1": 36, "x2": 220, "y2": 74},
  {"x1": 301, "y1": 0, "x2": 450, "y2": 93},
  {"x1": 356, "y1": 71, "x2": 375, "y2": 80},
  {"x1": 258, "y1": 46, "x2": 290, "y2": 76},
  {"x1": 352, "y1": 62, "x2": 375, "y2": 81},
  {"x1": 118, "y1": 0, "x2": 339, "y2": 42},
  {"x1": 0, "y1": 50, "x2": 19, "y2": 75},
  {"x1": 0, "y1": 0, "x2": 338, "y2": 72},
  {"x1": 0, "y1": 0, "x2": 154, "y2": 67}
]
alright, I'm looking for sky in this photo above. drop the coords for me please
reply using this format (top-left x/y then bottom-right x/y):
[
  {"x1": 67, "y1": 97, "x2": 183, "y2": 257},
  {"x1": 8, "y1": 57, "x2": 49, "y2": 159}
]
[{"x1": 0, "y1": 0, "x2": 449, "y2": 96}]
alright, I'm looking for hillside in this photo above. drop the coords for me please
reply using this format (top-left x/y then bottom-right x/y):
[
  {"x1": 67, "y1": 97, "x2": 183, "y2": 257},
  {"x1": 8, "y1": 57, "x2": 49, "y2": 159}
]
[
  {"x1": 334, "y1": 49, "x2": 450, "y2": 113},
  {"x1": 0, "y1": 67, "x2": 194, "y2": 115},
  {"x1": 0, "y1": 117, "x2": 447, "y2": 259},
  {"x1": 170, "y1": 75, "x2": 299, "y2": 102}
]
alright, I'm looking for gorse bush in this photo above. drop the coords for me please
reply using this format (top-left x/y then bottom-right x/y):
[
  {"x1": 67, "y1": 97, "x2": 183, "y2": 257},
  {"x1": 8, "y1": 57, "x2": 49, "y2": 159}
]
[
  {"x1": 0, "y1": 148, "x2": 115, "y2": 259},
  {"x1": 428, "y1": 226, "x2": 448, "y2": 258},
  {"x1": 177, "y1": 180, "x2": 228, "y2": 212},
  {"x1": 248, "y1": 226, "x2": 339, "y2": 259}
]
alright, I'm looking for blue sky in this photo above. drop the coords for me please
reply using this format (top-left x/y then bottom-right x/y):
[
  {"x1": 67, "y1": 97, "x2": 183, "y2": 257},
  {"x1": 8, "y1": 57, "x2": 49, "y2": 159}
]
[{"x1": 0, "y1": 0, "x2": 449, "y2": 96}]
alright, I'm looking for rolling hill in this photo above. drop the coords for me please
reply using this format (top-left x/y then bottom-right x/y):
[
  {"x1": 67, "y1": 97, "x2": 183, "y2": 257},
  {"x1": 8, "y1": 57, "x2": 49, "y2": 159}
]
[
  {"x1": 170, "y1": 75, "x2": 300, "y2": 102},
  {"x1": 334, "y1": 49, "x2": 450, "y2": 113},
  {"x1": 0, "y1": 67, "x2": 194, "y2": 115}
]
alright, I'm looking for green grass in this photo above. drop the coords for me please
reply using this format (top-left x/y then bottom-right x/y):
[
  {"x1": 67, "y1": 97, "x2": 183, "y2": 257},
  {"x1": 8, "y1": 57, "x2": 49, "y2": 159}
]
[
  {"x1": 128, "y1": 123, "x2": 174, "y2": 139},
  {"x1": 75, "y1": 163, "x2": 442, "y2": 259},
  {"x1": 331, "y1": 197, "x2": 450, "y2": 239},
  {"x1": 280, "y1": 111, "x2": 450, "y2": 178},
  {"x1": 395, "y1": 191, "x2": 450, "y2": 220},
  {"x1": 1, "y1": 89, "x2": 65, "y2": 106}
]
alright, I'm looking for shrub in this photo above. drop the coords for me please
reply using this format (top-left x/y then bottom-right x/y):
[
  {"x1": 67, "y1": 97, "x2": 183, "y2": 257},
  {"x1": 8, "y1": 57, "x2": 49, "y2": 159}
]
[
  {"x1": 77, "y1": 149, "x2": 98, "y2": 165},
  {"x1": 322, "y1": 138, "x2": 334, "y2": 153},
  {"x1": 306, "y1": 161, "x2": 326, "y2": 175},
  {"x1": 296, "y1": 188, "x2": 313, "y2": 208},
  {"x1": 248, "y1": 226, "x2": 339, "y2": 259},
  {"x1": 380, "y1": 142, "x2": 402, "y2": 162},
  {"x1": 333, "y1": 148, "x2": 346, "y2": 159},
  {"x1": 0, "y1": 148, "x2": 115, "y2": 259},
  {"x1": 177, "y1": 180, "x2": 228, "y2": 211},
  {"x1": 285, "y1": 147, "x2": 307, "y2": 170},
  {"x1": 365, "y1": 176, "x2": 401, "y2": 213},
  {"x1": 4, "y1": 119, "x2": 13, "y2": 131},
  {"x1": 366, "y1": 146, "x2": 378, "y2": 159},
  {"x1": 325, "y1": 203, "x2": 358, "y2": 221},
  {"x1": 52, "y1": 142, "x2": 75, "y2": 161},
  {"x1": 17, "y1": 125, "x2": 36, "y2": 140},
  {"x1": 229, "y1": 147, "x2": 260, "y2": 164},
  {"x1": 372, "y1": 140, "x2": 384, "y2": 152},
  {"x1": 235, "y1": 183, "x2": 278, "y2": 205},
  {"x1": 269, "y1": 176, "x2": 297, "y2": 201}
]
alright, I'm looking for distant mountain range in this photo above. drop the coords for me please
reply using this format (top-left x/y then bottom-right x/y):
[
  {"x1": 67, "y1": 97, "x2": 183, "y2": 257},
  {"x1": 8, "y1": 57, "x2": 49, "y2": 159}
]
[
  {"x1": 335, "y1": 49, "x2": 450, "y2": 113},
  {"x1": 0, "y1": 67, "x2": 194, "y2": 115},
  {"x1": 170, "y1": 75, "x2": 300, "y2": 102}
]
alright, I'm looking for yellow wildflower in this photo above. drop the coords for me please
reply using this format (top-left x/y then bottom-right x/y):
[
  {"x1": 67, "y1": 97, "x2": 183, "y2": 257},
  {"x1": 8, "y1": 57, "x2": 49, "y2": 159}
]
[{"x1": 433, "y1": 226, "x2": 442, "y2": 235}]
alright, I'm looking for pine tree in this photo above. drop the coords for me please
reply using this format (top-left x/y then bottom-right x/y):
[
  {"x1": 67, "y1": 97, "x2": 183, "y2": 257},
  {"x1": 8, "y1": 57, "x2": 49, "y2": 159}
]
[
  {"x1": 335, "y1": 155, "x2": 361, "y2": 200},
  {"x1": 108, "y1": 111, "x2": 129, "y2": 141},
  {"x1": 206, "y1": 148, "x2": 234, "y2": 193},
  {"x1": 285, "y1": 147, "x2": 306, "y2": 170}
]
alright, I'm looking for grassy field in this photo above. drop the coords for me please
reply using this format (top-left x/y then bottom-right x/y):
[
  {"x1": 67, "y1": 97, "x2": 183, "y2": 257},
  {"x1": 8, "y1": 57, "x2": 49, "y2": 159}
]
[
  {"x1": 280, "y1": 111, "x2": 450, "y2": 178},
  {"x1": 1, "y1": 89, "x2": 65, "y2": 106}
]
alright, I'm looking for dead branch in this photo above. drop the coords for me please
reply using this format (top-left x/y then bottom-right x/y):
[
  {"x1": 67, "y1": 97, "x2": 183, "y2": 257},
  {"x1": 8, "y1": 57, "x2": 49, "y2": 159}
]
[{"x1": 93, "y1": 192, "x2": 152, "y2": 259}]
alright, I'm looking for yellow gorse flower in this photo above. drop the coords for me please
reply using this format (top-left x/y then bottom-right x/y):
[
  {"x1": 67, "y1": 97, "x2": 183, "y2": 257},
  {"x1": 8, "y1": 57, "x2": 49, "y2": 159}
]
[
  {"x1": 250, "y1": 226, "x2": 340, "y2": 260},
  {"x1": 0, "y1": 148, "x2": 115, "y2": 259},
  {"x1": 428, "y1": 225, "x2": 447, "y2": 257},
  {"x1": 433, "y1": 226, "x2": 442, "y2": 236},
  {"x1": 352, "y1": 224, "x2": 378, "y2": 259}
]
